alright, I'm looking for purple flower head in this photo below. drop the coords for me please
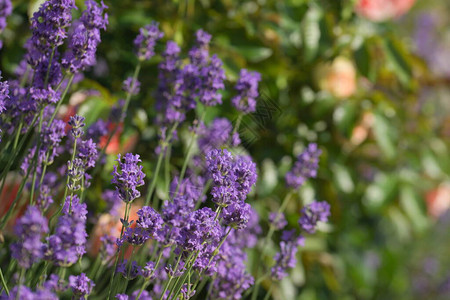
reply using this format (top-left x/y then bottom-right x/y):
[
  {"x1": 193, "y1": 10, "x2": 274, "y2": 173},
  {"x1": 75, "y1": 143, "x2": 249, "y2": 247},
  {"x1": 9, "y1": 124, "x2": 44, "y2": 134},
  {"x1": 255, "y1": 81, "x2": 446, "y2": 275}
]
[
  {"x1": 26, "y1": 0, "x2": 75, "y2": 72},
  {"x1": 10, "y1": 205, "x2": 48, "y2": 268},
  {"x1": 30, "y1": 86, "x2": 61, "y2": 107},
  {"x1": 123, "y1": 76, "x2": 140, "y2": 96},
  {"x1": 181, "y1": 284, "x2": 196, "y2": 299},
  {"x1": 69, "y1": 273, "x2": 94, "y2": 299},
  {"x1": 117, "y1": 260, "x2": 140, "y2": 280},
  {"x1": 222, "y1": 201, "x2": 252, "y2": 230},
  {"x1": 196, "y1": 29, "x2": 212, "y2": 47},
  {"x1": 100, "y1": 234, "x2": 116, "y2": 261},
  {"x1": 169, "y1": 174, "x2": 206, "y2": 204},
  {"x1": 121, "y1": 227, "x2": 149, "y2": 246},
  {"x1": 269, "y1": 212, "x2": 288, "y2": 230},
  {"x1": 233, "y1": 155, "x2": 257, "y2": 201},
  {"x1": 177, "y1": 207, "x2": 221, "y2": 252},
  {"x1": 68, "y1": 115, "x2": 86, "y2": 138},
  {"x1": 271, "y1": 234, "x2": 304, "y2": 281},
  {"x1": 161, "y1": 195, "x2": 195, "y2": 227},
  {"x1": 2, "y1": 285, "x2": 58, "y2": 300},
  {"x1": 86, "y1": 119, "x2": 108, "y2": 143},
  {"x1": 197, "y1": 118, "x2": 239, "y2": 154},
  {"x1": 206, "y1": 149, "x2": 257, "y2": 206},
  {"x1": 111, "y1": 153, "x2": 146, "y2": 202},
  {"x1": 43, "y1": 274, "x2": 67, "y2": 293},
  {"x1": 139, "y1": 261, "x2": 156, "y2": 279},
  {"x1": 0, "y1": 0, "x2": 12, "y2": 35},
  {"x1": 134, "y1": 21, "x2": 164, "y2": 61},
  {"x1": 78, "y1": 138, "x2": 98, "y2": 169},
  {"x1": 45, "y1": 195, "x2": 87, "y2": 266},
  {"x1": 103, "y1": 189, "x2": 121, "y2": 216},
  {"x1": 67, "y1": 158, "x2": 85, "y2": 191},
  {"x1": 137, "y1": 206, "x2": 164, "y2": 238},
  {"x1": 231, "y1": 69, "x2": 261, "y2": 114},
  {"x1": 62, "y1": 0, "x2": 108, "y2": 73},
  {"x1": 0, "y1": 72, "x2": 9, "y2": 114},
  {"x1": 115, "y1": 294, "x2": 128, "y2": 300},
  {"x1": 285, "y1": 143, "x2": 321, "y2": 189},
  {"x1": 298, "y1": 201, "x2": 330, "y2": 234}
]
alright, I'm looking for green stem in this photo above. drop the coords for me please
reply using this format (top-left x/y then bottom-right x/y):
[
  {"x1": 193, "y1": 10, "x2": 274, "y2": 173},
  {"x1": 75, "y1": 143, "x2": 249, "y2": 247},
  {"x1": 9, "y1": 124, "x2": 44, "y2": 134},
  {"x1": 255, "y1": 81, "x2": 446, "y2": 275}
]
[
  {"x1": 29, "y1": 109, "x2": 45, "y2": 205},
  {"x1": 145, "y1": 122, "x2": 179, "y2": 207},
  {"x1": 263, "y1": 284, "x2": 274, "y2": 300},
  {"x1": 232, "y1": 113, "x2": 243, "y2": 136},
  {"x1": 251, "y1": 191, "x2": 294, "y2": 300},
  {"x1": 136, "y1": 249, "x2": 164, "y2": 298},
  {"x1": 173, "y1": 110, "x2": 206, "y2": 198},
  {"x1": 48, "y1": 74, "x2": 75, "y2": 126},
  {"x1": 159, "y1": 254, "x2": 184, "y2": 300},
  {"x1": 0, "y1": 267, "x2": 9, "y2": 296},
  {"x1": 107, "y1": 202, "x2": 131, "y2": 300},
  {"x1": 164, "y1": 144, "x2": 172, "y2": 197},
  {"x1": 94, "y1": 63, "x2": 142, "y2": 177}
]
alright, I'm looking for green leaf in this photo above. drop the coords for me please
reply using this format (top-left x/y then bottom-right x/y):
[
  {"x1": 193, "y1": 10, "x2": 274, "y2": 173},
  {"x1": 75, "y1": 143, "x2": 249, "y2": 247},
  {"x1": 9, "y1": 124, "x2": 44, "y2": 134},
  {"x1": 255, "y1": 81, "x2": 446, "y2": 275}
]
[
  {"x1": 373, "y1": 112, "x2": 397, "y2": 160},
  {"x1": 301, "y1": 7, "x2": 322, "y2": 62},
  {"x1": 382, "y1": 38, "x2": 412, "y2": 85},
  {"x1": 354, "y1": 42, "x2": 375, "y2": 82},
  {"x1": 399, "y1": 185, "x2": 428, "y2": 233},
  {"x1": 234, "y1": 46, "x2": 273, "y2": 63}
]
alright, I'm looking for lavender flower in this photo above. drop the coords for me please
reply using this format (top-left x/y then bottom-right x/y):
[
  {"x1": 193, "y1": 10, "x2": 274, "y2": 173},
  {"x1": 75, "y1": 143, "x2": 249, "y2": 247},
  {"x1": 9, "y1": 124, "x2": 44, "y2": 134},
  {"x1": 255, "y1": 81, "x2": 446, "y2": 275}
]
[
  {"x1": 43, "y1": 274, "x2": 67, "y2": 293},
  {"x1": 269, "y1": 212, "x2": 287, "y2": 230},
  {"x1": 231, "y1": 69, "x2": 261, "y2": 113},
  {"x1": 182, "y1": 30, "x2": 226, "y2": 107},
  {"x1": 68, "y1": 115, "x2": 86, "y2": 139},
  {"x1": 285, "y1": 143, "x2": 321, "y2": 189},
  {"x1": 222, "y1": 201, "x2": 251, "y2": 230},
  {"x1": 86, "y1": 119, "x2": 108, "y2": 142},
  {"x1": 136, "y1": 206, "x2": 164, "y2": 238},
  {"x1": 10, "y1": 206, "x2": 48, "y2": 268},
  {"x1": 45, "y1": 196, "x2": 88, "y2": 266},
  {"x1": 111, "y1": 153, "x2": 146, "y2": 202},
  {"x1": 271, "y1": 233, "x2": 305, "y2": 280},
  {"x1": 1, "y1": 285, "x2": 58, "y2": 300},
  {"x1": 139, "y1": 261, "x2": 156, "y2": 279},
  {"x1": 197, "y1": 118, "x2": 239, "y2": 154},
  {"x1": 69, "y1": 273, "x2": 94, "y2": 299},
  {"x1": 102, "y1": 189, "x2": 121, "y2": 216},
  {"x1": 177, "y1": 207, "x2": 221, "y2": 252},
  {"x1": 155, "y1": 40, "x2": 186, "y2": 125},
  {"x1": 181, "y1": 284, "x2": 196, "y2": 299},
  {"x1": 206, "y1": 149, "x2": 257, "y2": 207},
  {"x1": 123, "y1": 77, "x2": 140, "y2": 95},
  {"x1": 134, "y1": 21, "x2": 164, "y2": 61},
  {"x1": 0, "y1": 72, "x2": 9, "y2": 114},
  {"x1": 298, "y1": 201, "x2": 331, "y2": 234},
  {"x1": 100, "y1": 234, "x2": 116, "y2": 261},
  {"x1": 0, "y1": 0, "x2": 12, "y2": 48},
  {"x1": 78, "y1": 138, "x2": 98, "y2": 169}
]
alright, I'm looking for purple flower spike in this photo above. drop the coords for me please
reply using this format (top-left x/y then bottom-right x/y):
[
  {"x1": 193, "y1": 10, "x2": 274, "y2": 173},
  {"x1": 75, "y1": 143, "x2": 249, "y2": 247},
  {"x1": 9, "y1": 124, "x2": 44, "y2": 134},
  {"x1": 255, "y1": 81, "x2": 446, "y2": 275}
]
[
  {"x1": 10, "y1": 206, "x2": 48, "y2": 268},
  {"x1": 285, "y1": 143, "x2": 322, "y2": 189},
  {"x1": 134, "y1": 21, "x2": 164, "y2": 61},
  {"x1": 111, "y1": 153, "x2": 146, "y2": 202},
  {"x1": 69, "y1": 273, "x2": 94, "y2": 299},
  {"x1": 269, "y1": 212, "x2": 288, "y2": 230},
  {"x1": 222, "y1": 201, "x2": 252, "y2": 230},
  {"x1": 298, "y1": 201, "x2": 331, "y2": 234},
  {"x1": 232, "y1": 69, "x2": 262, "y2": 114}
]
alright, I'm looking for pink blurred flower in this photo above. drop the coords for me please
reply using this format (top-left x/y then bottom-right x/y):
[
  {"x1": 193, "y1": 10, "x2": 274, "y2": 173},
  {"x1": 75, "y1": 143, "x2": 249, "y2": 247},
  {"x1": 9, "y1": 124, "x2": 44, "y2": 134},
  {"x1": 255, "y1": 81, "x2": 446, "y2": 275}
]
[{"x1": 356, "y1": 0, "x2": 415, "y2": 22}]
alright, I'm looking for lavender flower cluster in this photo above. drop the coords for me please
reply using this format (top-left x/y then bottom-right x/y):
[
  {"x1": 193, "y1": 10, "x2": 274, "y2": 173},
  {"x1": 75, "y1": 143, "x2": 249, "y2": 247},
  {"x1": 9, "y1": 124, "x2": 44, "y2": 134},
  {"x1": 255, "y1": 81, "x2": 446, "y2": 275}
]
[{"x1": 0, "y1": 0, "x2": 331, "y2": 299}]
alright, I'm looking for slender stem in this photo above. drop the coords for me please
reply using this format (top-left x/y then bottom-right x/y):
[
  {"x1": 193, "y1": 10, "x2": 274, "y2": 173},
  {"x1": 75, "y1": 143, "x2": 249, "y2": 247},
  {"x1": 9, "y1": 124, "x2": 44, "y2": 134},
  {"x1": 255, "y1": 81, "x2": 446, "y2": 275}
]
[
  {"x1": 94, "y1": 63, "x2": 142, "y2": 177},
  {"x1": 145, "y1": 122, "x2": 179, "y2": 207},
  {"x1": 107, "y1": 202, "x2": 131, "y2": 300},
  {"x1": 251, "y1": 191, "x2": 294, "y2": 300},
  {"x1": 159, "y1": 254, "x2": 184, "y2": 300},
  {"x1": 48, "y1": 74, "x2": 75, "y2": 126},
  {"x1": 232, "y1": 113, "x2": 243, "y2": 136},
  {"x1": 205, "y1": 275, "x2": 216, "y2": 299},
  {"x1": 263, "y1": 284, "x2": 274, "y2": 300},
  {"x1": 164, "y1": 144, "x2": 172, "y2": 197},
  {"x1": 173, "y1": 110, "x2": 206, "y2": 198},
  {"x1": 29, "y1": 109, "x2": 45, "y2": 205},
  {"x1": 0, "y1": 267, "x2": 9, "y2": 296},
  {"x1": 0, "y1": 164, "x2": 33, "y2": 229},
  {"x1": 136, "y1": 249, "x2": 164, "y2": 298}
]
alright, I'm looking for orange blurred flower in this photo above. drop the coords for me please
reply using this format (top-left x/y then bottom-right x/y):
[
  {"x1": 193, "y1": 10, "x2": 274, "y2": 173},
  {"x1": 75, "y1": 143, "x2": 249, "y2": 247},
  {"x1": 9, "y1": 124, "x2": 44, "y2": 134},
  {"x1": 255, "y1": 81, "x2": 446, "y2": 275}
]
[{"x1": 356, "y1": 0, "x2": 415, "y2": 22}]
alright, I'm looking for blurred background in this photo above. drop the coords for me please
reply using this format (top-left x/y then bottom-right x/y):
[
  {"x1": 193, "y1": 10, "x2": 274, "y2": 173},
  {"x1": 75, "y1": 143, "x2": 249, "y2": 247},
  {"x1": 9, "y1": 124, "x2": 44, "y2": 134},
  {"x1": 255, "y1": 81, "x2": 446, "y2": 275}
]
[{"x1": 2, "y1": 0, "x2": 450, "y2": 299}]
